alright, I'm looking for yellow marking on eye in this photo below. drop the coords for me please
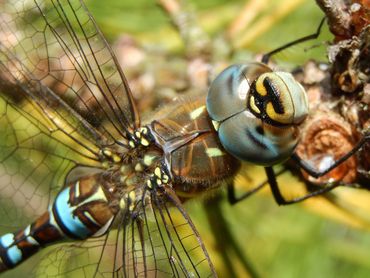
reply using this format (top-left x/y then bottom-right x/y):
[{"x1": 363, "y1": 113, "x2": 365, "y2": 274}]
[
  {"x1": 249, "y1": 96, "x2": 260, "y2": 114},
  {"x1": 129, "y1": 141, "x2": 135, "y2": 148},
  {"x1": 135, "y1": 163, "x2": 143, "y2": 172},
  {"x1": 262, "y1": 73, "x2": 296, "y2": 123},
  {"x1": 190, "y1": 105, "x2": 206, "y2": 120},
  {"x1": 154, "y1": 167, "x2": 162, "y2": 178},
  {"x1": 135, "y1": 131, "x2": 141, "y2": 138},
  {"x1": 255, "y1": 76, "x2": 267, "y2": 96},
  {"x1": 266, "y1": 102, "x2": 291, "y2": 124},
  {"x1": 141, "y1": 138, "x2": 150, "y2": 146},
  {"x1": 206, "y1": 148, "x2": 225, "y2": 157}
]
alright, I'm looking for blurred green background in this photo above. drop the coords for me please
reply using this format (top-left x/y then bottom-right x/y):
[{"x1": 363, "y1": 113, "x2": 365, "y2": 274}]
[{"x1": 2, "y1": 0, "x2": 370, "y2": 277}]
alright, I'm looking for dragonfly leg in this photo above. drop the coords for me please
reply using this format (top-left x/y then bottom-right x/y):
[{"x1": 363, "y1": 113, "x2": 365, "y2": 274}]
[
  {"x1": 227, "y1": 163, "x2": 343, "y2": 206},
  {"x1": 292, "y1": 132, "x2": 370, "y2": 178},
  {"x1": 265, "y1": 133, "x2": 369, "y2": 205},
  {"x1": 268, "y1": 131, "x2": 369, "y2": 205},
  {"x1": 227, "y1": 168, "x2": 287, "y2": 205},
  {"x1": 262, "y1": 17, "x2": 325, "y2": 64},
  {"x1": 265, "y1": 166, "x2": 341, "y2": 206}
]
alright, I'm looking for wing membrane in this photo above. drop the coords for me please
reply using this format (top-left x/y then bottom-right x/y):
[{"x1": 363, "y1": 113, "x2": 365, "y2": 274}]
[
  {"x1": 0, "y1": 0, "x2": 139, "y2": 227},
  {"x1": 0, "y1": 43, "x2": 103, "y2": 227},
  {"x1": 0, "y1": 91, "x2": 101, "y2": 228},
  {"x1": 0, "y1": 0, "x2": 139, "y2": 147}
]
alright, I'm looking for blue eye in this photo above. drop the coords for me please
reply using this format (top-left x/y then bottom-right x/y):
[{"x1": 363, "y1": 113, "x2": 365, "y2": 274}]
[
  {"x1": 206, "y1": 63, "x2": 272, "y2": 122},
  {"x1": 206, "y1": 63, "x2": 308, "y2": 166},
  {"x1": 248, "y1": 71, "x2": 309, "y2": 126}
]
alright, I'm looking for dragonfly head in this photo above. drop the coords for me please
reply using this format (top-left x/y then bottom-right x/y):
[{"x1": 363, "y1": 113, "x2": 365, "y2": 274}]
[{"x1": 206, "y1": 63, "x2": 309, "y2": 166}]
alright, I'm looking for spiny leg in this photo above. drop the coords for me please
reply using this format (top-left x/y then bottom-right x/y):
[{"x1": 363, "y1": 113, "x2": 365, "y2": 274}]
[
  {"x1": 267, "y1": 130, "x2": 369, "y2": 205},
  {"x1": 228, "y1": 131, "x2": 369, "y2": 205},
  {"x1": 265, "y1": 166, "x2": 341, "y2": 206},
  {"x1": 228, "y1": 166, "x2": 341, "y2": 206},
  {"x1": 228, "y1": 168, "x2": 287, "y2": 205},
  {"x1": 262, "y1": 17, "x2": 326, "y2": 64},
  {"x1": 292, "y1": 132, "x2": 370, "y2": 178}
]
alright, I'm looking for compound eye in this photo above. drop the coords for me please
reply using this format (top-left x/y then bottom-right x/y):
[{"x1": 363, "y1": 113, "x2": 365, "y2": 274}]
[
  {"x1": 206, "y1": 63, "x2": 272, "y2": 122},
  {"x1": 217, "y1": 111, "x2": 299, "y2": 166},
  {"x1": 207, "y1": 63, "x2": 308, "y2": 166},
  {"x1": 248, "y1": 72, "x2": 308, "y2": 126}
]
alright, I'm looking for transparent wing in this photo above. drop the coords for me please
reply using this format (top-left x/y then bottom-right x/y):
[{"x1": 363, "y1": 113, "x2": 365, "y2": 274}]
[
  {"x1": 0, "y1": 58, "x2": 102, "y2": 228},
  {"x1": 124, "y1": 186, "x2": 216, "y2": 277},
  {"x1": 0, "y1": 0, "x2": 139, "y2": 147},
  {"x1": 0, "y1": 0, "x2": 139, "y2": 228},
  {"x1": 35, "y1": 185, "x2": 217, "y2": 277}
]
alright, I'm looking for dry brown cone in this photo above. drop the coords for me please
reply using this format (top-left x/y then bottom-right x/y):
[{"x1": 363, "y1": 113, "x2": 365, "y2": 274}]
[{"x1": 293, "y1": 0, "x2": 369, "y2": 188}]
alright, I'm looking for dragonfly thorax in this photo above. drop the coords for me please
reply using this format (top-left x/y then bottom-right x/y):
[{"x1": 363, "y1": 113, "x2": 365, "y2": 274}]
[{"x1": 147, "y1": 98, "x2": 240, "y2": 200}]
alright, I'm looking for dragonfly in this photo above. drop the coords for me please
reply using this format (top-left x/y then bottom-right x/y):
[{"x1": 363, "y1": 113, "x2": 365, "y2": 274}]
[{"x1": 0, "y1": 0, "x2": 368, "y2": 277}]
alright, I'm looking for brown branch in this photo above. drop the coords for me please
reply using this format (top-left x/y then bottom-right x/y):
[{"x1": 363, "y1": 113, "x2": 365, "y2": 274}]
[{"x1": 315, "y1": 0, "x2": 351, "y2": 39}]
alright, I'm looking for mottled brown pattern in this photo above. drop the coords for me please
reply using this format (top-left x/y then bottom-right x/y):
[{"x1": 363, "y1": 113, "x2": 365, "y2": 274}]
[
  {"x1": 150, "y1": 98, "x2": 240, "y2": 197},
  {"x1": 74, "y1": 202, "x2": 115, "y2": 234},
  {"x1": 75, "y1": 176, "x2": 100, "y2": 201},
  {"x1": 67, "y1": 175, "x2": 118, "y2": 234},
  {"x1": 31, "y1": 212, "x2": 64, "y2": 245}
]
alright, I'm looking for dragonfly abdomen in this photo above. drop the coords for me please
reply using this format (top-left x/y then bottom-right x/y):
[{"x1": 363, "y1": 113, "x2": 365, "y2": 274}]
[
  {"x1": 0, "y1": 174, "x2": 118, "y2": 272},
  {"x1": 0, "y1": 210, "x2": 64, "y2": 272}
]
